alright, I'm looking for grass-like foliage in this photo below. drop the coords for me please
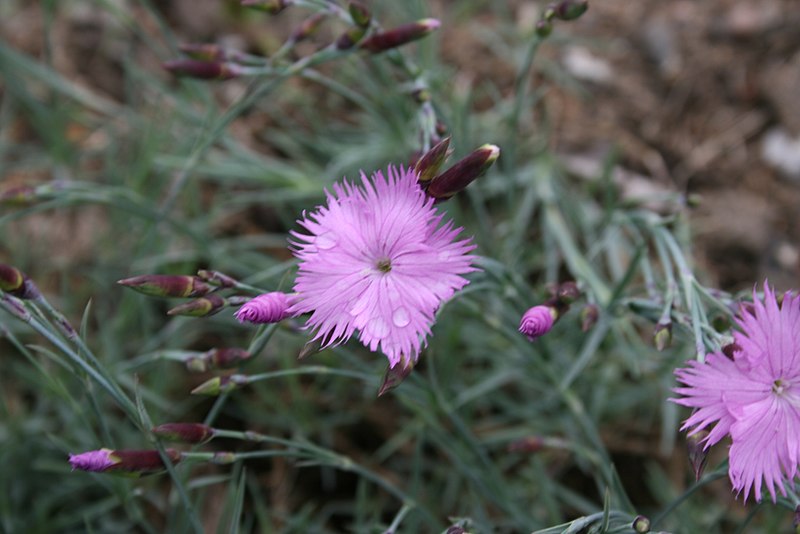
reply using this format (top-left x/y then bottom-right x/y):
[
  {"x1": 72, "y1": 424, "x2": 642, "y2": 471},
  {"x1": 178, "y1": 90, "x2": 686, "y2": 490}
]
[{"x1": 0, "y1": 1, "x2": 796, "y2": 532}]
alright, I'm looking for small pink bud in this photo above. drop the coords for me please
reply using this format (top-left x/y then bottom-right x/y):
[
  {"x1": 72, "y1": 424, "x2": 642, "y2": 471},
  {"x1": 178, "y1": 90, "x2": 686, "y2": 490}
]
[
  {"x1": 235, "y1": 292, "x2": 293, "y2": 324},
  {"x1": 359, "y1": 18, "x2": 441, "y2": 54},
  {"x1": 69, "y1": 449, "x2": 118, "y2": 472},
  {"x1": 69, "y1": 448, "x2": 180, "y2": 474},
  {"x1": 519, "y1": 305, "x2": 557, "y2": 341}
]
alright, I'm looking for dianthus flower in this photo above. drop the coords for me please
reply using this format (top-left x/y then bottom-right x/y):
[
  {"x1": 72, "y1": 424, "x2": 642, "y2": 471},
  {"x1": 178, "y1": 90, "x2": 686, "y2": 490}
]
[
  {"x1": 289, "y1": 165, "x2": 476, "y2": 368},
  {"x1": 673, "y1": 282, "x2": 800, "y2": 502}
]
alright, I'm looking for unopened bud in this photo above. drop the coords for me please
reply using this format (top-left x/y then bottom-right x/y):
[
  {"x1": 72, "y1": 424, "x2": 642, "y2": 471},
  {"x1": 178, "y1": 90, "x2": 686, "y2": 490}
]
[
  {"x1": 445, "y1": 527, "x2": 467, "y2": 534},
  {"x1": 554, "y1": 0, "x2": 589, "y2": 21},
  {"x1": 580, "y1": 304, "x2": 599, "y2": 332},
  {"x1": 0, "y1": 264, "x2": 39, "y2": 299},
  {"x1": 519, "y1": 305, "x2": 557, "y2": 341},
  {"x1": 118, "y1": 274, "x2": 211, "y2": 298},
  {"x1": 69, "y1": 448, "x2": 180, "y2": 474},
  {"x1": 191, "y1": 374, "x2": 249, "y2": 396},
  {"x1": 178, "y1": 43, "x2": 225, "y2": 62},
  {"x1": 378, "y1": 359, "x2": 414, "y2": 396},
  {"x1": 298, "y1": 337, "x2": 323, "y2": 359},
  {"x1": 163, "y1": 60, "x2": 241, "y2": 80},
  {"x1": 556, "y1": 281, "x2": 580, "y2": 303},
  {"x1": 213, "y1": 451, "x2": 237, "y2": 464},
  {"x1": 654, "y1": 321, "x2": 672, "y2": 351},
  {"x1": 152, "y1": 423, "x2": 215, "y2": 444},
  {"x1": 0, "y1": 185, "x2": 37, "y2": 205},
  {"x1": 241, "y1": 0, "x2": 289, "y2": 14},
  {"x1": 414, "y1": 136, "x2": 452, "y2": 183},
  {"x1": 336, "y1": 26, "x2": 368, "y2": 50},
  {"x1": 508, "y1": 436, "x2": 545, "y2": 453},
  {"x1": 235, "y1": 292, "x2": 293, "y2": 323},
  {"x1": 793, "y1": 505, "x2": 800, "y2": 534},
  {"x1": 535, "y1": 19, "x2": 553, "y2": 37},
  {"x1": 196, "y1": 269, "x2": 237, "y2": 288},
  {"x1": 686, "y1": 430, "x2": 710, "y2": 480},
  {"x1": 0, "y1": 293, "x2": 31, "y2": 321},
  {"x1": 207, "y1": 347, "x2": 253, "y2": 369},
  {"x1": 426, "y1": 144, "x2": 500, "y2": 200},
  {"x1": 632, "y1": 515, "x2": 651, "y2": 533},
  {"x1": 359, "y1": 18, "x2": 441, "y2": 54},
  {"x1": 167, "y1": 294, "x2": 227, "y2": 317},
  {"x1": 348, "y1": 2, "x2": 371, "y2": 28},
  {"x1": 290, "y1": 12, "x2": 326, "y2": 42}
]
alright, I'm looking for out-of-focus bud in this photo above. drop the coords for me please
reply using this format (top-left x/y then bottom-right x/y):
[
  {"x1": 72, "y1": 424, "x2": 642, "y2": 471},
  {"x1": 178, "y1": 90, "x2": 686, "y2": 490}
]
[
  {"x1": 686, "y1": 430, "x2": 710, "y2": 481},
  {"x1": 535, "y1": 19, "x2": 553, "y2": 37},
  {"x1": 336, "y1": 26, "x2": 368, "y2": 50},
  {"x1": 235, "y1": 292, "x2": 293, "y2": 324},
  {"x1": 359, "y1": 18, "x2": 441, "y2": 54},
  {"x1": 69, "y1": 448, "x2": 181, "y2": 474},
  {"x1": 721, "y1": 342, "x2": 741, "y2": 360},
  {"x1": 580, "y1": 304, "x2": 599, "y2": 332},
  {"x1": 348, "y1": 2, "x2": 371, "y2": 28},
  {"x1": 213, "y1": 452, "x2": 237, "y2": 464},
  {"x1": 414, "y1": 136, "x2": 452, "y2": 183},
  {"x1": 507, "y1": 436, "x2": 545, "y2": 453},
  {"x1": 519, "y1": 305, "x2": 557, "y2": 341},
  {"x1": 426, "y1": 144, "x2": 500, "y2": 201},
  {"x1": 118, "y1": 274, "x2": 211, "y2": 298},
  {"x1": 298, "y1": 337, "x2": 323, "y2": 359},
  {"x1": 167, "y1": 294, "x2": 227, "y2": 317},
  {"x1": 241, "y1": 0, "x2": 290, "y2": 14},
  {"x1": 556, "y1": 281, "x2": 580, "y2": 303},
  {"x1": 152, "y1": 423, "x2": 215, "y2": 444},
  {"x1": 378, "y1": 359, "x2": 414, "y2": 396},
  {"x1": 191, "y1": 374, "x2": 249, "y2": 396},
  {"x1": 445, "y1": 527, "x2": 467, "y2": 534},
  {"x1": 290, "y1": 12, "x2": 326, "y2": 42},
  {"x1": 554, "y1": 0, "x2": 589, "y2": 21},
  {"x1": 0, "y1": 264, "x2": 40, "y2": 299},
  {"x1": 163, "y1": 60, "x2": 241, "y2": 80},
  {"x1": 196, "y1": 269, "x2": 237, "y2": 288},
  {"x1": 207, "y1": 347, "x2": 253, "y2": 369},
  {"x1": 653, "y1": 320, "x2": 672, "y2": 352},
  {"x1": 632, "y1": 515, "x2": 651, "y2": 533},
  {"x1": 179, "y1": 43, "x2": 225, "y2": 62},
  {"x1": 0, "y1": 185, "x2": 37, "y2": 205}
]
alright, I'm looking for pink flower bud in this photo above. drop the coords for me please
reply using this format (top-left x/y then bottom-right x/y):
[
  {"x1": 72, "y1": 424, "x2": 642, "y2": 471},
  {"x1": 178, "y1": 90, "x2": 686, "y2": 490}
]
[
  {"x1": 69, "y1": 449, "x2": 117, "y2": 472},
  {"x1": 519, "y1": 305, "x2": 557, "y2": 341},
  {"x1": 235, "y1": 292, "x2": 293, "y2": 324},
  {"x1": 69, "y1": 448, "x2": 181, "y2": 474}
]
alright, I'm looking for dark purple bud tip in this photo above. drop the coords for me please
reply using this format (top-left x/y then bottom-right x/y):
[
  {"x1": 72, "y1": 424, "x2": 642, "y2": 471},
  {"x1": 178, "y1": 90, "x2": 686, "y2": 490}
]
[
  {"x1": 336, "y1": 26, "x2": 368, "y2": 50},
  {"x1": 632, "y1": 515, "x2": 651, "y2": 533},
  {"x1": 721, "y1": 342, "x2": 741, "y2": 360},
  {"x1": 152, "y1": 423, "x2": 215, "y2": 444},
  {"x1": 163, "y1": 60, "x2": 240, "y2": 80},
  {"x1": 519, "y1": 305, "x2": 557, "y2": 341},
  {"x1": 414, "y1": 136, "x2": 452, "y2": 183},
  {"x1": 359, "y1": 18, "x2": 441, "y2": 54},
  {"x1": 554, "y1": 0, "x2": 588, "y2": 21},
  {"x1": 69, "y1": 449, "x2": 117, "y2": 472},
  {"x1": 0, "y1": 264, "x2": 25, "y2": 293},
  {"x1": 118, "y1": 274, "x2": 211, "y2": 298},
  {"x1": 348, "y1": 2, "x2": 371, "y2": 28},
  {"x1": 427, "y1": 144, "x2": 500, "y2": 201},
  {"x1": 69, "y1": 448, "x2": 180, "y2": 474},
  {"x1": 686, "y1": 430, "x2": 710, "y2": 481},
  {"x1": 378, "y1": 359, "x2": 414, "y2": 396},
  {"x1": 535, "y1": 19, "x2": 553, "y2": 37},
  {"x1": 556, "y1": 281, "x2": 580, "y2": 303},
  {"x1": 167, "y1": 294, "x2": 227, "y2": 317},
  {"x1": 207, "y1": 347, "x2": 252, "y2": 369}
]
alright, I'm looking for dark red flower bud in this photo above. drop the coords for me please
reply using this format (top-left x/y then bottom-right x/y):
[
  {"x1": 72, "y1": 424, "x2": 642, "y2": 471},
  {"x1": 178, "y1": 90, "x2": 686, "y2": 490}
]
[
  {"x1": 69, "y1": 448, "x2": 181, "y2": 474},
  {"x1": 359, "y1": 19, "x2": 440, "y2": 54},
  {"x1": 152, "y1": 423, "x2": 215, "y2": 444},
  {"x1": 414, "y1": 136, "x2": 452, "y2": 183},
  {"x1": 686, "y1": 430, "x2": 710, "y2": 481},
  {"x1": 426, "y1": 144, "x2": 500, "y2": 201},
  {"x1": 378, "y1": 360, "x2": 414, "y2": 396},
  {"x1": 554, "y1": 0, "x2": 589, "y2": 21},
  {"x1": 167, "y1": 294, "x2": 227, "y2": 317},
  {"x1": 0, "y1": 264, "x2": 40, "y2": 299}
]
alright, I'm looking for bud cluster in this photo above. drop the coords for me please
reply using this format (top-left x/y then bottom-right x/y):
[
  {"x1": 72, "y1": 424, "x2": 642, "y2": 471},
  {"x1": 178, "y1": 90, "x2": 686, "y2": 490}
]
[{"x1": 413, "y1": 140, "x2": 501, "y2": 202}]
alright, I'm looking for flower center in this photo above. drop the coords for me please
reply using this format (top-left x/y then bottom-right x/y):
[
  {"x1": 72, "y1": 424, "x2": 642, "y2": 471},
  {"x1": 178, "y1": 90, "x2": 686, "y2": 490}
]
[
  {"x1": 375, "y1": 257, "x2": 392, "y2": 273},
  {"x1": 773, "y1": 379, "x2": 789, "y2": 395}
]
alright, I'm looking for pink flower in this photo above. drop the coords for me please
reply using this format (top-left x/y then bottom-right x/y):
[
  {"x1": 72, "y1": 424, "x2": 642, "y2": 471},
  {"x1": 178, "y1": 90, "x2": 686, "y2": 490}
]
[
  {"x1": 673, "y1": 282, "x2": 800, "y2": 502},
  {"x1": 519, "y1": 305, "x2": 556, "y2": 341},
  {"x1": 235, "y1": 292, "x2": 293, "y2": 324},
  {"x1": 289, "y1": 165, "x2": 476, "y2": 368}
]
